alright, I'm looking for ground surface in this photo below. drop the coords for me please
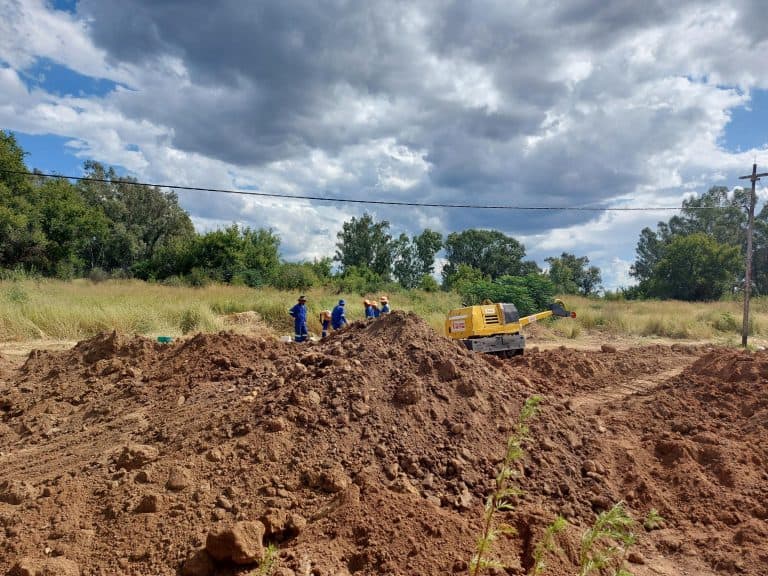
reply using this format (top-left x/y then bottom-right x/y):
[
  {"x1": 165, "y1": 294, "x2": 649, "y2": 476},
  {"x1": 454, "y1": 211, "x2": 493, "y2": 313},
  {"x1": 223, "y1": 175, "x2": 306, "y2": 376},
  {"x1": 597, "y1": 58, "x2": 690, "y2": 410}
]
[{"x1": 0, "y1": 312, "x2": 766, "y2": 575}]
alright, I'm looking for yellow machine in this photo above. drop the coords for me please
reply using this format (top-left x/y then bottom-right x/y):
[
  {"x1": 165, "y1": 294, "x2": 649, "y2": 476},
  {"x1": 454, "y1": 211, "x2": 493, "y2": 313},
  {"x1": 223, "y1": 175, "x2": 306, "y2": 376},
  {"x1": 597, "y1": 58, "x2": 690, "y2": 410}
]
[{"x1": 445, "y1": 300, "x2": 575, "y2": 356}]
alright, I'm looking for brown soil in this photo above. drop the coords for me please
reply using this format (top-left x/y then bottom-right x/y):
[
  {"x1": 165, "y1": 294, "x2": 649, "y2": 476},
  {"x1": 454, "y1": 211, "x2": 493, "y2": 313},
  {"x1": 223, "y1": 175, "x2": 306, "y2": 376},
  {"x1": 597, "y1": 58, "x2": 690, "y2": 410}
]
[{"x1": 0, "y1": 312, "x2": 766, "y2": 575}]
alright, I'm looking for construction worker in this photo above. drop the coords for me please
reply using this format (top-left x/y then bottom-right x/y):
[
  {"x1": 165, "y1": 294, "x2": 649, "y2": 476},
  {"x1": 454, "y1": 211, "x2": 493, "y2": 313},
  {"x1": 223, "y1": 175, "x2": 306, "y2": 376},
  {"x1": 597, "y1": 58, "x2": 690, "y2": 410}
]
[
  {"x1": 319, "y1": 310, "x2": 332, "y2": 338},
  {"x1": 289, "y1": 295, "x2": 308, "y2": 342},
  {"x1": 380, "y1": 295, "x2": 390, "y2": 315},
  {"x1": 364, "y1": 299, "x2": 376, "y2": 320},
  {"x1": 331, "y1": 299, "x2": 348, "y2": 330}
]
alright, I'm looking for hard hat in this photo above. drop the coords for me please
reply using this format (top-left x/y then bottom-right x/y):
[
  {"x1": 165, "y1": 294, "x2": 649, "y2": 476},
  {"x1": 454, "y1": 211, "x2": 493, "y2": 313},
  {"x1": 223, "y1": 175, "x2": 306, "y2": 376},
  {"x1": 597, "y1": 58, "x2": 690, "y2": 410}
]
[
  {"x1": 298, "y1": 295, "x2": 306, "y2": 301},
  {"x1": 380, "y1": 295, "x2": 388, "y2": 303},
  {"x1": 363, "y1": 299, "x2": 370, "y2": 305},
  {"x1": 338, "y1": 299, "x2": 345, "y2": 306}
]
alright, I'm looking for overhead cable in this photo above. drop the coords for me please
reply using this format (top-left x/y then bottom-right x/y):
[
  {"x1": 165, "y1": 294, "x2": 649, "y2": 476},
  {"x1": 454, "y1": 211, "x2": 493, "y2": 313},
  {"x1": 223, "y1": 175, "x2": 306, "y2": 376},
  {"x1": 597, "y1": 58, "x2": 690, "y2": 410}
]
[{"x1": 0, "y1": 169, "x2": 741, "y2": 212}]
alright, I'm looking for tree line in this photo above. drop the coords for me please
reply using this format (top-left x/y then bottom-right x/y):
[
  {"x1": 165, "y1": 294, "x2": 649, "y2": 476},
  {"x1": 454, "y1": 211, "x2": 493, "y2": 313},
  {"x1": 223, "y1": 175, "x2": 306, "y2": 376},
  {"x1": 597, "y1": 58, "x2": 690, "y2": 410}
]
[{"x1": 3, "y1": 130, "x2": 607, "y2": 312}]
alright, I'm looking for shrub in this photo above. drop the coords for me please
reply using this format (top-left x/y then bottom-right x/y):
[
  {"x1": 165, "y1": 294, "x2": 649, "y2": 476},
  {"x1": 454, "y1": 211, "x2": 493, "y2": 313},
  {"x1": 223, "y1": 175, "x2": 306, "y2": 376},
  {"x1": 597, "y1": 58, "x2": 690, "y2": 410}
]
[
  {"x1": 418, "y1": 274, "x2": 440, "y2": 292},
  {"x1": 269, "y1": 262, "x2": 319, "y2": 291},
  {"x1": 456, "y1": 274, "x2": 555, "y2": 316},
  {"x1": 331, "y1": 266, "x2": 385, "y2": 295},
  {"x1": 185, "y1": 268, "x2": 209, "y2": 287},
  {"x1": 88, "y1": 267, "x2": 110, "y2": 283}
]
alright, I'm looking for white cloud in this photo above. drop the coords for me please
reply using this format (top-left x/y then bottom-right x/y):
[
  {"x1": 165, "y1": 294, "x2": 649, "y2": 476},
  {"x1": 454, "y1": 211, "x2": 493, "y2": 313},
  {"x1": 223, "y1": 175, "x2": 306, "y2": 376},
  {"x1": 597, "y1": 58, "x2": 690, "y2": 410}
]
[{"x1": 1, "y1": 0, "x2": 768, "y2": 278}]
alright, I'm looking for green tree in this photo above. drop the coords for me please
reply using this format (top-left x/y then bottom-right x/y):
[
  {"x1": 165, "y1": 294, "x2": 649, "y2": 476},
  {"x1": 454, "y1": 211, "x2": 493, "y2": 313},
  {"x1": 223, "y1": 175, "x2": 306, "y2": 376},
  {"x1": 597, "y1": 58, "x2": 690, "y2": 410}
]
[
  {"x1": 334, "y1": 213, "x2": 393, "y2": 278},
  {"x1": 77, "y1": 161, "x2": 195, "y2": 273},
  {"x1": 187, "y1": 224, "x2": 279, "y2": 284},
  {"x1": 0, "y1": 131, "x2": 47, "y2": 270},
  {"x1": 631, "y1": 186, "x2": 756, "y2": 296},
  {"x1": 545, "y1": 252, "x2": 602, "y2": 296},
  {"x1": 648, "y1": 233, "x2": 741, "y2": 300},
  {"x1": 392, "y1": 229, "x2": 442, "y2": 289},
  {"x1": 36, "y1": 178, "x2": 110, "y2": 276},
  {"x1": 442, "y1": 229, "x2": 527, "y2": 282}
]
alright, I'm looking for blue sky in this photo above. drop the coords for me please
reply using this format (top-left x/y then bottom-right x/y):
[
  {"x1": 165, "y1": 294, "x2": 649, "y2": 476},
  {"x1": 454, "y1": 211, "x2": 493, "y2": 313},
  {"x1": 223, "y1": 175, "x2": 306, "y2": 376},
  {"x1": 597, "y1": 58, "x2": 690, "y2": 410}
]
[
  {"x1": 2, "y1": 0, "x2": 768, "y2": 289},
  {"x1": 722, "y1": 89, "x2": 768, "y2": 153}
]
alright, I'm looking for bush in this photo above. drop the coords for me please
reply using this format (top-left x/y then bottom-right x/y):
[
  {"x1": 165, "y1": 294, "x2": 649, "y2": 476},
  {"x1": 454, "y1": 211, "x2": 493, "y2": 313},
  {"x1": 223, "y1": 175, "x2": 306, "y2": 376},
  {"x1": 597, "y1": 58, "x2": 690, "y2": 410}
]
[
  {"x1": 713, "y1": 312, "x2": 739, "y2": 333},
  {"x1": 456, "y1": 273, "x2": 555, "y2": 316},
  {"x1": 419, "y1": 274, "x2": 440, "y2": 292},
  {"x1": 331, "y1": 266, "x2": 385, "y2": 295},
  {"x1": 88, "y1": 267, "x2": 109, "y2": 283},
  {"x1": 269, "y1": 262, "x2": 319, "y2": 290},
  {"x1": 178, "y1": 306, "x2": 218, "y2": 334},
  {"x1": 185, "y1": 268, "x2": 209, "y2": 287}
]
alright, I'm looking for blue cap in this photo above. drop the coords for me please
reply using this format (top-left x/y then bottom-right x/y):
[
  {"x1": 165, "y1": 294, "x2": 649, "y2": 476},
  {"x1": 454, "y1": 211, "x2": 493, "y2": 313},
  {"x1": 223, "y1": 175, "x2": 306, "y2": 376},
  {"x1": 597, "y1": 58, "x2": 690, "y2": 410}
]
[{"x1": 338, "y1": 299, "x2": 345, "y2": 306}]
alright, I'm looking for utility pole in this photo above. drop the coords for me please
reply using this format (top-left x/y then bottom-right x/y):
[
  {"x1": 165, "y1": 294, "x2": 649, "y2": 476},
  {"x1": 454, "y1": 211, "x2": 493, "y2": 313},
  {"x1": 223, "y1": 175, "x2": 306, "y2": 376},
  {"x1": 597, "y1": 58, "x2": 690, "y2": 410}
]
[{"x1": 739, "y1": 163, "x2": 768, "y2": 348}]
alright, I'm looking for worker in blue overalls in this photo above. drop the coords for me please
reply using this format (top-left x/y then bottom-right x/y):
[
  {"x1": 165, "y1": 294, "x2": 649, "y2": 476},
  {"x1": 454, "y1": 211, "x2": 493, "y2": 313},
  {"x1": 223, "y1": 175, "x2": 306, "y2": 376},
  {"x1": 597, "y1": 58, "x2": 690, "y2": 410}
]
[
  {"x1": 364, "y1": 299, "x2": 376, "y2": 320},
  {"x1": 289, "y1": 295, "x2": 308, "y2": 342},
  {"x1": 379, "y1": 295, "x2": 390, "y2": 315},
  {"x1": 331, "y1": 299, "x2": 348, "y2": 331}
]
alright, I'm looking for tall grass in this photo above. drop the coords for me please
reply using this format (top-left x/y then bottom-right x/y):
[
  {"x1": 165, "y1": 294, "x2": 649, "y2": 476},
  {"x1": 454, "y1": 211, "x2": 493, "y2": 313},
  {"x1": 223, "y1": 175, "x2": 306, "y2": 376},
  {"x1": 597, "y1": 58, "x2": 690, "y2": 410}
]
[
  {"x1": 0, "y1": 279, "x2": 461, "y2": 341},
  {"x1": 2, "y1": 279, "x2": 766, "y2": 344},
  {"x1": 560, "y1": 295, "x2": 768, "y2": 343}
]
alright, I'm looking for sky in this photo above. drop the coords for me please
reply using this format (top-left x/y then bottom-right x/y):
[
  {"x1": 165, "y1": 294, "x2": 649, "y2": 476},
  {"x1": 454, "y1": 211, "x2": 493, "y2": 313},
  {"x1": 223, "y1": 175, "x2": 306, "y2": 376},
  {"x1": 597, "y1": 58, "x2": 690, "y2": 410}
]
[{"x1": 1, "y1": 0, "x2": 767, "y2": 290}]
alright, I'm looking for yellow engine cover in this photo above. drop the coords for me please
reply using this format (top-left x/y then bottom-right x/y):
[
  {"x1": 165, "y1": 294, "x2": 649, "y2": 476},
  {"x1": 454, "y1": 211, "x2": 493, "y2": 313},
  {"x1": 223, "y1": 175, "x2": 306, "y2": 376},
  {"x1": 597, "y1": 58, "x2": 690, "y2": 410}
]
[{"x1": 445, "y1": 303, "x2": 522, "y2": 339}]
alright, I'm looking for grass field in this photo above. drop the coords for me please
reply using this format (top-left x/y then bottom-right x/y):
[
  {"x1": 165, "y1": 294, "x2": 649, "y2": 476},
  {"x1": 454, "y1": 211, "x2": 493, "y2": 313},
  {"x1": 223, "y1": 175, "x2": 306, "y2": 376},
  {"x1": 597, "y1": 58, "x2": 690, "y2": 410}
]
[
  {"x1": 0, "y1": 279, "x2": 461, "y2": 341},
  {"x1": 0, "y1": 279, "x2": 765, "y2": 347}
]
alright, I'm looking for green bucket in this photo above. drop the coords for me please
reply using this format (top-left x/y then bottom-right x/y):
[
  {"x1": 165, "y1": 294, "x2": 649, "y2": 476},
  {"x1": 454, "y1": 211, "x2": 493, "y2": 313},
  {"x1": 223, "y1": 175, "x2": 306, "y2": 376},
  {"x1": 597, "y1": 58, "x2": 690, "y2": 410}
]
[{"x1": 157, "y1": 336, "x2": 174, "y2": 343}]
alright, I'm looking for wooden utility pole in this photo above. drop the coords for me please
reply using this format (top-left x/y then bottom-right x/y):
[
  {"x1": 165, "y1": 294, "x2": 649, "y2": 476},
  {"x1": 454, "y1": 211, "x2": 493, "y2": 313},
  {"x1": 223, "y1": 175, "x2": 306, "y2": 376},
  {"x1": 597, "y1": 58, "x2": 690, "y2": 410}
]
[{"x1": 739, "y1": 163, "x2": 768, "y2": 348}]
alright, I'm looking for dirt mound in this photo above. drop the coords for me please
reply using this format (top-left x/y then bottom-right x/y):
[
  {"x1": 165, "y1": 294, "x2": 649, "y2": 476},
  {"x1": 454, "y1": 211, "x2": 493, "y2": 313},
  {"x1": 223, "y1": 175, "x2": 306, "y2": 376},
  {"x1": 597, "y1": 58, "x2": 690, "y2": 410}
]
[
  {"x1": 1, "y1": 313, "x2": 766, "y2": 575},
  {"x1": 585, "y1": 347, "x2": 768, "y2": 573},
  {"x1": 506, "y1": 344, "x2": 702, "y2": 396}
]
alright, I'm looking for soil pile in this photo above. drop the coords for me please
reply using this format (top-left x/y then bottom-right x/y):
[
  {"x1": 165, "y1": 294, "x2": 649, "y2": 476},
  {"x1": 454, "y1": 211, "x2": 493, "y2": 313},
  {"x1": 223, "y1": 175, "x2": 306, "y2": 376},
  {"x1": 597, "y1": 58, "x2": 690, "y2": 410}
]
[
  {"x1": 0, "y1": 312, "x2": 766, "y2": 575},
  {"x1": 588, "y1": 347, "x2": 768, "y2": 573}
]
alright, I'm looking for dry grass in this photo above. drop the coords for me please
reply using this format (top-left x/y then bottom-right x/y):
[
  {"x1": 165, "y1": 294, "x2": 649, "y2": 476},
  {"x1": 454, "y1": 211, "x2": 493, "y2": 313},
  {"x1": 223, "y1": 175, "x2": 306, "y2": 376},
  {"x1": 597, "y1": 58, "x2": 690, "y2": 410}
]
[
  {"x1": 560, "y1": 295, "x2": 766, "y2": 344},
  {"x1": 0, "y1": 279, "x2": 461, "y2": 342},
  {"x1": 1, "y1": 279, "x2": 763, "y2": 346}
]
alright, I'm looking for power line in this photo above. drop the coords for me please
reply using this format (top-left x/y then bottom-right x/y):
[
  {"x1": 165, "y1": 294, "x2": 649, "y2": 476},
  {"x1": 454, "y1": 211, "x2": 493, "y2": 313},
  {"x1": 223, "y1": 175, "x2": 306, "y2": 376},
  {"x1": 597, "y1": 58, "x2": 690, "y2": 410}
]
[{"x1": 0, "y1": 168, "x2": 741, "y2": 212}]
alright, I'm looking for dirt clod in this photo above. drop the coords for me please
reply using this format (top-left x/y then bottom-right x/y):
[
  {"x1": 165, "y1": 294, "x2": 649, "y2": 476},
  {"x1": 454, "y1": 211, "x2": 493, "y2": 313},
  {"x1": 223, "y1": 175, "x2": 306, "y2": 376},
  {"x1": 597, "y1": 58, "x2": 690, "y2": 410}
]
[{"x1": 205, "y1": 520, "x2": 266, "y2": 565}]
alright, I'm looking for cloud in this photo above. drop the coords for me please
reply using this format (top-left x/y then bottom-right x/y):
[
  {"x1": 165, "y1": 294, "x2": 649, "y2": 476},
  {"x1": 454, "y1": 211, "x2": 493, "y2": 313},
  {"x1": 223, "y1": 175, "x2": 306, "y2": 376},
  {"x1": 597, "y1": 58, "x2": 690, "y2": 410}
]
[{"x1": 1, "y1": 0, "x2": 768, "y2": 287}]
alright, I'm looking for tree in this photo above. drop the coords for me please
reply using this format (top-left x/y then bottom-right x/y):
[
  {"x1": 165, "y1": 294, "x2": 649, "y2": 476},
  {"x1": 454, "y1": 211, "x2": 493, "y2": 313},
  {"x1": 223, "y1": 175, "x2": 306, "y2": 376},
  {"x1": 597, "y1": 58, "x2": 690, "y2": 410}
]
[
  {"x1": 0, "y1": 132, "x2": 48, "y2": 271},
  {"x1": 545, "y1": 252, "x2": 602, "y2": 296},
  {"x1": 630, "y1": 186, "x2": 759, "y2": 299},
  {"x1": 334, "y1": 213, "x2": 393, "y2": 278},
  {"x1": 442, "y1": 229, "x2": 527, "y2": 282},
  {"x1": 392, "y1": 229, "x2": 442, "y2": 288},
  {"x1": 77, "y1": 161, "x2": 195, "y2": 273},
  {"x1": 647, "y1": 233, "x2": 741, "y2": 301}
]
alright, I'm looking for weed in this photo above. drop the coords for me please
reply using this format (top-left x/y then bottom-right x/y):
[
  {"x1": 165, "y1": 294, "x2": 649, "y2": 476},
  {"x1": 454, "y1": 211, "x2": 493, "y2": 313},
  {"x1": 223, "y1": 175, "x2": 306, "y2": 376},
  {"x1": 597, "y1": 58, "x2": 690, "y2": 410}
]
[
  {"x1": 643, "y1": 508, "x2": 664, "y2": 531},
  {"x1": 469, "y1": 395, "x2": 541, "y2": 576},
  {"x1": 469, "y1": 396, "x2": 660, "y2": 576},
  {"x1": 247, "y1": 544, "x2": 278, "y2": 575},
  {"x1": 531, "y1": 516, "x2": 568, "y2": 575},
  {"x1": 577, "y1": 502, "x2": 637, "y2": 576},
  {"x1": 4, "y1": 285, "x2": 27, "y2": 304}
]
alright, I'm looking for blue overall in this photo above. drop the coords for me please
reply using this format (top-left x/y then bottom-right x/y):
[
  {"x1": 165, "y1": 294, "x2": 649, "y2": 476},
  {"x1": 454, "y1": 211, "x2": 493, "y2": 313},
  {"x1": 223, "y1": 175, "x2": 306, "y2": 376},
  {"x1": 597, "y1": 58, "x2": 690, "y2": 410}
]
[
  {"x1": 321, "y1": 318, "x2": 330, "y2": 338},
  {"x1": 365, "y1": 304, "x2": 376, "y2": 320},
  {"x1": 380, "y1": 303, "x2": 390, "y2": 315},
  {"x1": 289, "y1": 303, "x2": 308, "y2": 342},
  {"x1": 331, "y1": 305, "x2": 347, "y2": 330}
]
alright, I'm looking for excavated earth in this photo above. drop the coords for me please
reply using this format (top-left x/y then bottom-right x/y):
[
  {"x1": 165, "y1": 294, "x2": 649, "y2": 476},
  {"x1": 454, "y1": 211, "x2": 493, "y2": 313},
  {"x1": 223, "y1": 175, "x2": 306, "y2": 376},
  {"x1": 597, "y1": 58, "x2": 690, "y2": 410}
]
[{"x1": 0, "y1": 311, "x2": 766, "y2": 576}]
